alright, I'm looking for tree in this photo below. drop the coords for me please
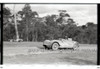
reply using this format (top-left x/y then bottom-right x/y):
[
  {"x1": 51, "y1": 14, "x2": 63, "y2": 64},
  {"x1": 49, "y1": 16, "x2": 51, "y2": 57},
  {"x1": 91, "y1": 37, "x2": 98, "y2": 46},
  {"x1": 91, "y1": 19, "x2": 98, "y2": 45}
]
[
  {"x1": 18, "y1": 4, "x2": 38, "y2": 41},
  {"x1": 56, "y1": 10, "x2": 75, "y2": 25},
  {"x1": 3, "y1": 6, "x2": 16, "y2": 41},
  {"x1": 85, "y1": 22, "x2": 97, "y2": 44},
  {"x1": 3, "y1": 7, "x2": 11, "y2": 25}
]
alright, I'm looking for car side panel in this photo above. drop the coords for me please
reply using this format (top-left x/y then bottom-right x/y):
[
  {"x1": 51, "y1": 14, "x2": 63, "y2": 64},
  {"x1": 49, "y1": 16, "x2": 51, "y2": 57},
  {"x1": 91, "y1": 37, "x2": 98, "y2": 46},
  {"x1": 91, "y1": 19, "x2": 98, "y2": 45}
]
[{"x1": 56, "y1": 40, "x2": 75, "y2": 48}]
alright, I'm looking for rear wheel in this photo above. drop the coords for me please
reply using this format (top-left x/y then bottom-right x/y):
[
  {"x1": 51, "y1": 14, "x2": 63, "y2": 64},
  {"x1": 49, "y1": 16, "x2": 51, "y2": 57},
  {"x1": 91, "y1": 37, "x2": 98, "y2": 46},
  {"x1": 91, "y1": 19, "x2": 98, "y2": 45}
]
[
  {"x1": 51, "y1": 43, "x2": 59, "y2": 50},
  {"x1": 43, "y1": 45, "x2": 49, "y2": 49}
]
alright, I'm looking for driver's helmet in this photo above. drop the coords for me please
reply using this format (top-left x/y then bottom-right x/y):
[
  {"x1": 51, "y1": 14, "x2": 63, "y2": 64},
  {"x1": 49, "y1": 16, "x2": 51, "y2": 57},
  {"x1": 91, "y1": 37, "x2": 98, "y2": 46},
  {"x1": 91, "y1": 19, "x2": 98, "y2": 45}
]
[{"x1": 65, "y1": 36, "x2": 68, "y2": 39}]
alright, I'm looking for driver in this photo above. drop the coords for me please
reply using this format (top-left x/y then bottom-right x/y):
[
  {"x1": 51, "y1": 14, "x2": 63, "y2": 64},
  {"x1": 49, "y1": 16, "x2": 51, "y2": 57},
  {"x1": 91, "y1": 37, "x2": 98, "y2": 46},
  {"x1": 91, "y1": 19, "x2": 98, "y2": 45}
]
[{"x1": 65, "y1": 36, "x2": 68, "y2": 40}]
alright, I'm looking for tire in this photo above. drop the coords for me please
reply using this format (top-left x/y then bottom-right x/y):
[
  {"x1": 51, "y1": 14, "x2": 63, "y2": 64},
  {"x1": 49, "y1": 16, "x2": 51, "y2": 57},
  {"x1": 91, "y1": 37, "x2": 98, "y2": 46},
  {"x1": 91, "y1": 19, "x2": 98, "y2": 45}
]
[
  {"x1": 51, "y1": 42, "x2": 59, "y2": 50},
  {"x1": 43, "y1": 45, "x2": 49, "y2": 49}
]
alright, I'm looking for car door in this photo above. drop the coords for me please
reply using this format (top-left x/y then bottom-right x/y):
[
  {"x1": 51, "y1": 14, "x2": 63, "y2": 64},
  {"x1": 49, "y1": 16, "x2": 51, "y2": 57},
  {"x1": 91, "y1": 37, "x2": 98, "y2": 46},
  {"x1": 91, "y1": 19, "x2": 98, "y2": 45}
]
[{"x1": 60, "y1": 39, "x2": 74, "y2": 48}]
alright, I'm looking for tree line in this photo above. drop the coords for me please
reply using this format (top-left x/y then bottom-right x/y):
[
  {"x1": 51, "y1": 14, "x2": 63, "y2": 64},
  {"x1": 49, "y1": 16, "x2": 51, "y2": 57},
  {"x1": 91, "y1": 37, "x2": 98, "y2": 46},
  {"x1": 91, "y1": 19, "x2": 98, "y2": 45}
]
[{"x1": 3, "y1": 4, "x2": 97, "y2": 44}]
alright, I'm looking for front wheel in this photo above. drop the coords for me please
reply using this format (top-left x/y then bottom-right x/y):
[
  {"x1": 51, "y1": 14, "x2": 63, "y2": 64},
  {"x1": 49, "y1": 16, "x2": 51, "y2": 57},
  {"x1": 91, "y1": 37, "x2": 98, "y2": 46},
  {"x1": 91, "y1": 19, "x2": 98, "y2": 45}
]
[
  {"x1": 43, "y1": 45, "x2": 49, "y2": 50},
  {"x1": 51, "y1": 43, "x2": 59, "y2": 50}
]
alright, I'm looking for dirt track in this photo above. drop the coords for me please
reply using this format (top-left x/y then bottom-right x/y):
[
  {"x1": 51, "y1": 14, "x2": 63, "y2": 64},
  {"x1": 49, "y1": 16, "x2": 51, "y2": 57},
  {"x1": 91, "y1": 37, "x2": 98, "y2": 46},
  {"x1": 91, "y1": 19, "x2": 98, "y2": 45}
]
[{"x1": 3, "y1": 42, "x2": 97, "y2": 65}]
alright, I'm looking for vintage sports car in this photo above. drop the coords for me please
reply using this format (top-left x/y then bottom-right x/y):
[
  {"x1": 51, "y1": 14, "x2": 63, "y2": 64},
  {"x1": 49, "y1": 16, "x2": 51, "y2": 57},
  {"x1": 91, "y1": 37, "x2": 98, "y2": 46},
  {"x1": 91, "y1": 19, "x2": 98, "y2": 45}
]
[{"x1": 43, "y1": 38, "x2": 79, "y2": 50}]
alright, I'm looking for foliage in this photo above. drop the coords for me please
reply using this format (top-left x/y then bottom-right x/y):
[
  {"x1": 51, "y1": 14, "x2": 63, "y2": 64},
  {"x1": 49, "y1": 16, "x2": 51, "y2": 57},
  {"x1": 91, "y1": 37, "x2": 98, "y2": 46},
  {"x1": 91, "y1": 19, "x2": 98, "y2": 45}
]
[{"x1": 3, "y1": 4, "x2": 97, "y2": 44}]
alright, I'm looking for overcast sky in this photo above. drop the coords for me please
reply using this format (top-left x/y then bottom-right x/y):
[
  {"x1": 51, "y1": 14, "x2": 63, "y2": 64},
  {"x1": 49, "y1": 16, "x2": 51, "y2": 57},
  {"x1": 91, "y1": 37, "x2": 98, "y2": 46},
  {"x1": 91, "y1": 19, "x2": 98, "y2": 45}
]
[{"x1": 5, "y1": 4, "x2": 97, "y2": 25}]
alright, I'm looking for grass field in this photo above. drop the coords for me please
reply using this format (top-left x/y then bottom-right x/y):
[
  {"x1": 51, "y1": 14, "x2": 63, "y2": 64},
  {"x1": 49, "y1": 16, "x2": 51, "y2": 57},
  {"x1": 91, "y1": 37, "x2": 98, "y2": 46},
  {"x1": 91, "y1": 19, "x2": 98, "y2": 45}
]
[{"x1": 3, "y1": 42, "x2": 97, "y2": 65}]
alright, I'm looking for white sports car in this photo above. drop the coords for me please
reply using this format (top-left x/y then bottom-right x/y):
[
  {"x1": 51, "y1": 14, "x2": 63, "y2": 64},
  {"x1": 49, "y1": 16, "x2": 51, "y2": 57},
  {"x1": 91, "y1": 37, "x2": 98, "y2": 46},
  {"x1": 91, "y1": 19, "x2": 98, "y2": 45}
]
[{"x1": 43, "y1": 38, "x2": 79, "y2": 50}]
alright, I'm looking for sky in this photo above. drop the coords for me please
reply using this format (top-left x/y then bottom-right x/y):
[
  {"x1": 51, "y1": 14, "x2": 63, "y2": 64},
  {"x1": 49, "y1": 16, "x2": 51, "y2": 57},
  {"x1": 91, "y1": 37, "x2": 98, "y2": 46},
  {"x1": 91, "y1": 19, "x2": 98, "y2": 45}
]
[{"x1": 5, "y1": 4, "x2": 97, "y2": 26}]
